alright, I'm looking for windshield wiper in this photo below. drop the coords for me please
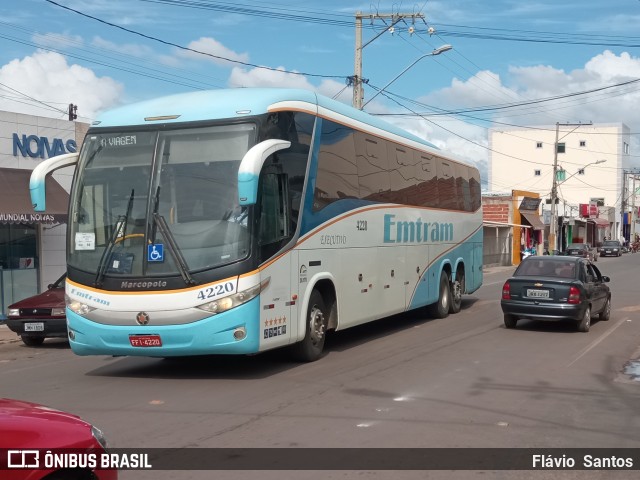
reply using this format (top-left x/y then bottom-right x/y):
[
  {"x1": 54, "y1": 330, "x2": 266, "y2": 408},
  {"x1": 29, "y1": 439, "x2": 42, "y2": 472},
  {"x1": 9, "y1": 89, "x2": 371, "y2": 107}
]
[
  {"x1": 152, "y1": 212, "x2": 196, "y2": 286},
  {"x1": 94, "y1": 189, "x2": 134, "y2": 287},
  {"x1": 148, "y1": 186, "x2": 196, "y2": 286}
]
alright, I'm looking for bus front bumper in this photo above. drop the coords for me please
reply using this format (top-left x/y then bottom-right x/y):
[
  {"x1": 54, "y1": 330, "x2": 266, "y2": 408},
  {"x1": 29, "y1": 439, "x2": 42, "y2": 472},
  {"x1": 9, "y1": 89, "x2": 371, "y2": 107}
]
[{"x1": 66, "y1": 298, "x2": 260, "y2": 356}]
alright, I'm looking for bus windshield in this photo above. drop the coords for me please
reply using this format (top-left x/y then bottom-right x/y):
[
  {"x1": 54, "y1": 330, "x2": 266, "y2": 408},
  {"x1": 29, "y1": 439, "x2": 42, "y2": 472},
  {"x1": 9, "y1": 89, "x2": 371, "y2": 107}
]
[{"x1": 68, "y1": 123, "x2": 257, "y2": 279}]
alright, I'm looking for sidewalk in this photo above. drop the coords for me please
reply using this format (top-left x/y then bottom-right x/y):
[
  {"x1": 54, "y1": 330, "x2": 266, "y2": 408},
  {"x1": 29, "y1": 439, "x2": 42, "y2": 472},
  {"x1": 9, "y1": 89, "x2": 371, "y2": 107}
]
[
  {"x1": 483, "y1": 264, "x2": 516, "y2": 275},
  {"x1": 0, "y1": 324, "x2": 19, "y2": 345}
]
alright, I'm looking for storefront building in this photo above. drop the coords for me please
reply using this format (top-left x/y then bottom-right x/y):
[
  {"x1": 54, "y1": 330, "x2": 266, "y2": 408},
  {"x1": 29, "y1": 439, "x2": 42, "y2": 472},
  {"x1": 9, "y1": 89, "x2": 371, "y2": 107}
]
[
  {"x1": 0, "y1": 110, "x2": 88, "y2": 318},
  {"x1": 482, "y1": 190, "x2": 544, "y2": 266}
]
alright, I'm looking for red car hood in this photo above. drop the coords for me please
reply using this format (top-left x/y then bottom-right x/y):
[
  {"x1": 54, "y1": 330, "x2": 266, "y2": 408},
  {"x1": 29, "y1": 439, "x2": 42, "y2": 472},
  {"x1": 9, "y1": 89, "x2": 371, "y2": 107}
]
[
  {"x1": 7, "y1": 288, "x2": 65, "y2": 310},
  {"x1": 0, "y1": 398, "x2": 94, "y2": 449}
]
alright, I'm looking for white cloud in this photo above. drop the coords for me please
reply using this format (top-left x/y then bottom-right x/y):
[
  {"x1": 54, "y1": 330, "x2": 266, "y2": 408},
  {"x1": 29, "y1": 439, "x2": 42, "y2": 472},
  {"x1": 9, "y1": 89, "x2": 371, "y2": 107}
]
[
  {"x1": 409, "y1": 50, "x2": 640, "y2": 173},
  {"x1": 0, "y1": 50, "x2": 123, "y2": 121},
  {"x1": 179, "y1": 37, "x2": 249, "y2": 67},
  {"x1": 228, "y1": 66, "x2": 315, "y2": 89},
  {"x1": 91, "y1": 36, "x2": 155, "y2": 58},
  {"x1": 32, "y1": 32, "x2": 84, "y2": 50},
  {"x1": 91, "y1": 36, "x2": 181, "y2": 67}
]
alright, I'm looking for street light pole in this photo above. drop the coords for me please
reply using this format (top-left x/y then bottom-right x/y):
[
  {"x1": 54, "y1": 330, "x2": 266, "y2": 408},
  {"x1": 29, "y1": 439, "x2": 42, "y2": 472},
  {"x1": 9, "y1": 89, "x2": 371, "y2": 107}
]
[
  {"x1": 361, "y1": 44, "x2": 452, "y2": 109},
  {"x1": 549, "y1": 123, "x2": 560, "y2": 254}
]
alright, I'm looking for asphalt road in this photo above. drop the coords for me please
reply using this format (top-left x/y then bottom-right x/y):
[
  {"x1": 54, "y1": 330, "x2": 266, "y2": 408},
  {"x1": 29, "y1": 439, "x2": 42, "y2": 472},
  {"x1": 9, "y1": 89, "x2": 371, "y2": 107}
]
[{"x1": 2, "y1": 255, "x2": 640, "y2": 480}]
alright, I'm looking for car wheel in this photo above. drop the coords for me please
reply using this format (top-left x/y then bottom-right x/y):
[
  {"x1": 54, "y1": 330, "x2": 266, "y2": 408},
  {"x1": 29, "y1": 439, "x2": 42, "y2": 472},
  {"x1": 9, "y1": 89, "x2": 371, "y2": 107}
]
[
  {"x1": 504, "y1": 314, "x2": 517, "y2": 329},
  {"x1": 449, "y1": 269, "x2": 465, "y2": 314},
  {"x1": 577, "y1": 306, "x2": 591, "y2": 332},
  {"x1": 21, "y1": 335, "x2": 45, "y2": 347},
  {"x1": 428, "y1": 271, "x2": 451, "y2": 319},
  {"x1": 291, "y1": 289, "x2": 328, "y2": 362},
  {"x1": 599, "y1": 298, "x2": 611, "y2": 321}
]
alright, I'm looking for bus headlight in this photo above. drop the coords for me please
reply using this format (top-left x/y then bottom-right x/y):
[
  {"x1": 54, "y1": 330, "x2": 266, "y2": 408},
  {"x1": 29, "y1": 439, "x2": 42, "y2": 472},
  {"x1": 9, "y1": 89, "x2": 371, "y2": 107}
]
[
  {"x1": 197, "y1": 278, "x2": 269, "y2": 315},
  {"x1": 66, "y1": 295, "x2": 96, "y2": 316}
]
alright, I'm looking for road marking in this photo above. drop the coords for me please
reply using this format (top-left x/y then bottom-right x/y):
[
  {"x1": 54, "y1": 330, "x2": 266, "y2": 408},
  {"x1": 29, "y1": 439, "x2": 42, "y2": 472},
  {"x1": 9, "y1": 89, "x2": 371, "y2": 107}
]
[{"x1": 567, "y1": 317, "x2": 628, "y2": 367}]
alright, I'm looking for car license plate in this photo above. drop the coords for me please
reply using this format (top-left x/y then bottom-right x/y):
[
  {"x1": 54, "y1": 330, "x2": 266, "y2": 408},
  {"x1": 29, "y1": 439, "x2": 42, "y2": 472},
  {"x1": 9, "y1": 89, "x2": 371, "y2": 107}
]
[
  {"x1": 24, "y1": 322, "x2": 45, "y2": 332},
  {"x1": 527, "y1": 289, "x2": 549, "y2": 298},
  {"x1": 129, "y1": 335, "x2": 162, "y2": 347}
]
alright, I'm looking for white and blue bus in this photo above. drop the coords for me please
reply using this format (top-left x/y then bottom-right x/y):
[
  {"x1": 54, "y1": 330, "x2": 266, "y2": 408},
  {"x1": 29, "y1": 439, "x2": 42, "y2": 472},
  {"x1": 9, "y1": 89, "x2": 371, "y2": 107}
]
[{"x1": 31, "y1": 88, "x2": 483, "y2": 362}]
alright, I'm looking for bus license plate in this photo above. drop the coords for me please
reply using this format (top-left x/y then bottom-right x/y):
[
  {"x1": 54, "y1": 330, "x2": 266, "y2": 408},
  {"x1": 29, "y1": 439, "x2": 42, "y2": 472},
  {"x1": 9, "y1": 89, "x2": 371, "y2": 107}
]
[
  {"x1": 24, "y1": 322, "x2": 44, "y2": 332},
  {"x1": 129, "y1": 335, "x2": 162, "y2": 347},
  {"x1": 527, "y1": 289, "x2": 549, "y2": 298}
]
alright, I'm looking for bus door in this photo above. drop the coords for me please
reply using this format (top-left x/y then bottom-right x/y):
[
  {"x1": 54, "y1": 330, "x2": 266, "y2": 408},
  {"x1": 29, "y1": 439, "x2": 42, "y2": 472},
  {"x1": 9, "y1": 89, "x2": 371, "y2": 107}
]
[{"x1": 257, "y1": 171, "x2": 293, "y2": 349}]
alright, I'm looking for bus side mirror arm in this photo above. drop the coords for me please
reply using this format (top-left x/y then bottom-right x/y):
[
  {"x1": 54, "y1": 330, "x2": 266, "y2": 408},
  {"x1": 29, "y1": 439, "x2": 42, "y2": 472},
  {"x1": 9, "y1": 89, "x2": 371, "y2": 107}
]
[
  {"x1": 238, "y1": 139, "x2": 291, "y2": 206},
  {"x1": 30, "y1": 153, "x2": 79, "y2": 211}
]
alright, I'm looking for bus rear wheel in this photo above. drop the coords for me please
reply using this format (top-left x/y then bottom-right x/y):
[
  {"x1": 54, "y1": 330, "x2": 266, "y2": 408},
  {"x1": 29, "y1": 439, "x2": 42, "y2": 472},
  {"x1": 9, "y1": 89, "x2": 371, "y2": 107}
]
[
  {"x1": 450, "y1": 270, "x2": 464, "y2": 314},
  {"x1": 428, "y1": 271, "x2": 450, "y2": 319},
  {"x1": 291, "y1": 290, "x2": 328, "y2": 362}
]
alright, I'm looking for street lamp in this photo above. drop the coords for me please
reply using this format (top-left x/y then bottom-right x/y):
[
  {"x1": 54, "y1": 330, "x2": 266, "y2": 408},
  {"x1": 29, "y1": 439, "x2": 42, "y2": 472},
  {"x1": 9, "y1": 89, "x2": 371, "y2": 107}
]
[
  {"x1": 549, "y1": 158, "x2": 607, "y2": 253},
  {"x1": 361, "y1": 44, "x2": 452, "y2": 109}
]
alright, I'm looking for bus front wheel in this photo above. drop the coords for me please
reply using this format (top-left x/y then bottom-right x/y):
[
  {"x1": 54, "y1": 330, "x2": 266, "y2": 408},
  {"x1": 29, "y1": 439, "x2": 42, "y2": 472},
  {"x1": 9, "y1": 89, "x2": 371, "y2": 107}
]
[
  {"x1": 428, "y1": 271, "x2": 451, "y2": 319},
  {"x1": 291, "y1": 290, "x2": 328, "y2": 362}
]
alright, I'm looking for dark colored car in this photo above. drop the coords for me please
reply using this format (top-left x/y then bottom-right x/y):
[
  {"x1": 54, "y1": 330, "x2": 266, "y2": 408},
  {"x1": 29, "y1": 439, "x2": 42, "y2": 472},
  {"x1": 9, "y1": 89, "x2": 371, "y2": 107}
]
[
  {"x1": 600, "y1": 239, "x2": 623, "y2": 257},
  {"x1": 501, "y1": 256, "x2": 611, "y2": 332},
  {"x1": 6, "y1": 273, "x2": 66, "y2": 347},
  {"x1": 0, "y1": 398, "x2": 117, "y2": 480},
  {"x1": 565, "y1": 242, "x2": 598, "y2": 262}
]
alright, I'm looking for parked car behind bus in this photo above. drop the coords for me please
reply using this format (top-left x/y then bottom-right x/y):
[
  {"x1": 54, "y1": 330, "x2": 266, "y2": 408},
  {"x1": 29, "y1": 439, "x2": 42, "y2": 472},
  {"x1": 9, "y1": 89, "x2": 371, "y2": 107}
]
[{"x1": 6, "y1": 273, "x2": 66, "y2": 347}]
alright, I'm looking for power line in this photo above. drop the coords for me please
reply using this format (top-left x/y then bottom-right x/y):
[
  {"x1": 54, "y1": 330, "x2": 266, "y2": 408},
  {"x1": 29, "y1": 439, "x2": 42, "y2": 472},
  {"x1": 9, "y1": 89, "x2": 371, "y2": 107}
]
[
  {"x1": 0, "y1": 81, "x2": 67, "y2": 116},
  {"x1": 138, "y1": 1, "x2": 640, "y2": 48},
  {"x1": 44, "y1": 0, "x2": 346, "y2": 80},
  {"x1": 374, "y1": 77, "x2": 640, "y2": 117}
]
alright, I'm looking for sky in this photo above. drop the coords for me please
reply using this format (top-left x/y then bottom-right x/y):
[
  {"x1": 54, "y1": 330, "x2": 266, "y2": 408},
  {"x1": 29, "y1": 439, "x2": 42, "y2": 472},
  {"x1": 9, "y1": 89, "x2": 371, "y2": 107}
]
[{"x1": 2, "y1": 0, "x2": 640, "y2": 189}]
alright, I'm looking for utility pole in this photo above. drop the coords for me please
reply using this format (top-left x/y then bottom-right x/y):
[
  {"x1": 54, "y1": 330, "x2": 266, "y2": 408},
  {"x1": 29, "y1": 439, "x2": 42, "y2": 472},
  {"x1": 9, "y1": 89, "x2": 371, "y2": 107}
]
[
  {"x1": 352, "y1": 13, "x2": 363, "y2": 109},
  {"x1": 549, "y1": 121, "x2": 590, "y2": 254},
  {"x1": 549, "y1": 123, "x2": 561, "y2": 254},
  {"x1": 633, "y1": 175, "x2": 637, "y2": 241},
  {"x1": 352, "y1": 12, "x2": 424, "y2": 109},
  {"x1": 622, "y1": 170, "x2": 627, "y2": 243}
]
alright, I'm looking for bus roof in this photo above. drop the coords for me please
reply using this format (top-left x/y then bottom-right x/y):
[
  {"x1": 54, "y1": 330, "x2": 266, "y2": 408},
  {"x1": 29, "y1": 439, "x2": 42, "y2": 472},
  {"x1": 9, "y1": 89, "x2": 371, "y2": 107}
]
[{"x1": 94, "y1": 88, "x2": 440, "y2": 151}]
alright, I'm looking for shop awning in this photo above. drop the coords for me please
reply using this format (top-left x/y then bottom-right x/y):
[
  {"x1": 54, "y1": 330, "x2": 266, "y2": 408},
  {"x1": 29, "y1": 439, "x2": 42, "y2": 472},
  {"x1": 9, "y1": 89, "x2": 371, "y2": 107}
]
[
  {"x1": 588, "y1": 217, "x2": 609, "y2": 228},
  {"x1": 483, "y1": 221, "x2": 531, "y2": 228},
  {"x1": 0, "y1": 168, "x2": 69, "y2": 224},
  {"x1": 519, "y1": 211, "x2": 545, "y2": 230}
]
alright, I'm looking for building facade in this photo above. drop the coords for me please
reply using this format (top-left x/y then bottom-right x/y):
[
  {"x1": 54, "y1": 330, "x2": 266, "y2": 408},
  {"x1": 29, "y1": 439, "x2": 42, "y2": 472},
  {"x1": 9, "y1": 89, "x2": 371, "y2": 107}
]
[
  {"x1": 489, "y1": 123, "x2": 630, "y2": 248},
  {"x1": 0, "y1": 110, "x2": 88, "y2": 317},
  {"x1": 483, "y1": 190, "x2": 543, "y2": 266}
]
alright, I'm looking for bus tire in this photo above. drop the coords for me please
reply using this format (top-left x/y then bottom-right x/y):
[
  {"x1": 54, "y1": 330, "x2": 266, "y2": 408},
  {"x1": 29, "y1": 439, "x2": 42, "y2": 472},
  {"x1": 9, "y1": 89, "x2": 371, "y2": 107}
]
[
  {"x1": 427, "y1": 271, "x2": 450, "y2": 319},
  {"x1": 291, "y1": 290, "x2": 328, "y2": 362},
  {"x1": 450, "y1": 269, "x2": 464, "y2": 314}
]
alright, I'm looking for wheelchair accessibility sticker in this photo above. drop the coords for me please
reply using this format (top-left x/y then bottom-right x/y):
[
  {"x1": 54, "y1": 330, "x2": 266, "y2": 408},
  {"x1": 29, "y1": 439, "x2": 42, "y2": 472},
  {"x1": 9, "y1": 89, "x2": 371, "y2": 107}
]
[{"x1": 148, "y1": 244, "x2": 164, "y2": 262}]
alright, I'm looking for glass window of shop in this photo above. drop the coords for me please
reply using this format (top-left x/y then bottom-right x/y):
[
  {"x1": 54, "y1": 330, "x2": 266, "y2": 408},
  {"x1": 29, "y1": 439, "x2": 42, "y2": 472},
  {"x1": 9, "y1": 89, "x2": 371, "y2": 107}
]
[{"x1": 0, "y1": 223, "x2": 39, "y2": 316}]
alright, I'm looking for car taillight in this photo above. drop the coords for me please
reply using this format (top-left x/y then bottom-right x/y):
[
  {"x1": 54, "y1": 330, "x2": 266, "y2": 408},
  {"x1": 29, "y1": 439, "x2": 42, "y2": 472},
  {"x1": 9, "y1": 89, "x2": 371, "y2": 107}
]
[
  {"x1": 568, "y1": 286, "x2": 581, "y2": 304},
  {"x1": 502, "y1": 282, "x2": 511, "y2": 300}
]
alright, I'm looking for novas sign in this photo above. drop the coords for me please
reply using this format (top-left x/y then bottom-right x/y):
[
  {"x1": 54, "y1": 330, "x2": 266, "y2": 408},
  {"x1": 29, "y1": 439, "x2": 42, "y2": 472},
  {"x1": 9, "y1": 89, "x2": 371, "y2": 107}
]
[{"x1": 12, "y1": 134, "x2": 77, "y2": 159}]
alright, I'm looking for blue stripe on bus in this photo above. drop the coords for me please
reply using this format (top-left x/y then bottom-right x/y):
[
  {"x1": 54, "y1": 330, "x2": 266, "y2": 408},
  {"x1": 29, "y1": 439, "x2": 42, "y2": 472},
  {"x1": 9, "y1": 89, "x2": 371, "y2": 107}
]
[
  {"x1": 66, "y1": 297, "x2": 261, "y2": 356},
  {"x1": 407, "y1": 228, "x2": 484, "y2": 310}
]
